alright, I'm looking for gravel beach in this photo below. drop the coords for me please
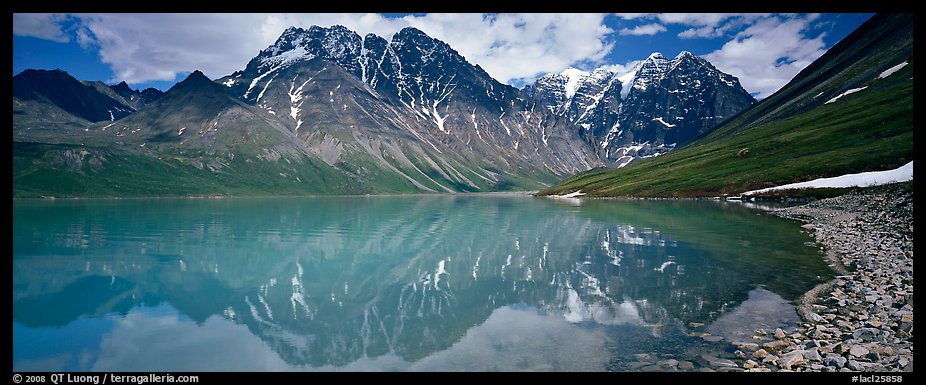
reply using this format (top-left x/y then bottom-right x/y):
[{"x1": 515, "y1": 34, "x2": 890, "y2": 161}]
[{"x1": 732, "y1": 181, "x2": 914, "y2": 372}]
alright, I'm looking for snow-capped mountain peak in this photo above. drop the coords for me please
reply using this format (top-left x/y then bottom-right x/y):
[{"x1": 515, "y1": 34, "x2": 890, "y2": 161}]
[
  {"x1": 675, "y1": 50, "x2": 696, "y2": 60},
  {"x1": 559, "y1": 67, "x2": 590, "y2": 99},
  {"x1": 526, "y1": 51, "x2": 756, "y2": 167}
]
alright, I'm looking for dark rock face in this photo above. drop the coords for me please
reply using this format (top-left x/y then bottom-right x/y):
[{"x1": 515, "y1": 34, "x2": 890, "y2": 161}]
[
  {"x1": 526, "y1": 52, "x2": 756, "y2": 167},
  {"x1": 13, "y1": 69, "x2": 135, "y2": 122},
  {"x1": 110, "y1": 81, "x2": 164, "y2": 109}
]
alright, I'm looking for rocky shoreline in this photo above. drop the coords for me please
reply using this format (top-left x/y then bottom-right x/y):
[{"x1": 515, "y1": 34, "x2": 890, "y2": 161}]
[{"x1": 729, "y1": 181, "x2": 914, "y2": 372}]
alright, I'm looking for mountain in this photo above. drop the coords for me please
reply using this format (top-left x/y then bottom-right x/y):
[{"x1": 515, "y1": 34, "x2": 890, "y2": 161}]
[
  {"x1": 14, "y1": 27, "x2": 603, "y2": 197},
  {"x1": 525, "y1": 52, "x2": 756, "y2": 167},
  {"x1": 109, "y1": 81, "x2": 165, "y2": 109},
  {"x1": 13, "y1": 69, "x2": 136, "y2": 130},
  {"x1": 539, "y1": 13, "x2": 912, "y2": 198},
  {"x1": 213, "y1": 25, "x2": 602, "y2": 192},
  {"x1": 14, "y1": 69, "x2": 363, "y2": 197}
]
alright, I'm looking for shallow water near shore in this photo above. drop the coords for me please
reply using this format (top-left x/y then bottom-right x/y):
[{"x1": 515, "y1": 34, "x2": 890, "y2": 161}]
[{"x1": 13, "y1": 195, "x2": 832, "y2": 371}]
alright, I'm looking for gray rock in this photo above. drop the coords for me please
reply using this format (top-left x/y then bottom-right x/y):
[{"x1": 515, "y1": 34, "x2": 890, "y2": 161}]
[
  {"x1": 779, "y1": 350, "x2": 808, "y2": 370},
  {"x1": 809, "y1": 312, "x2": 825, "y2": 322},
  {"x1": 701, "y1": 335, "x2": 724, "y2": 343},
  {"x1": 849, "y1": 345, "x2": 869, "y2": 358},
  {"x1": 709, "y1": 358, "x2": 737, "y2": 368},
  {"x1": 846, "y1": 359, "x2": 865, "y2": 371},
  {"x1": 736, "y1": 342, "x2": 760, "y2": 351},
  {"x1": 836, "y1": 343, "x2": 852, "y2": 354},
  {"x1": 624, "y1": 361, "x2": 650, "y2": 369},
  {"x1": 774, "y1": 328, "x2": 787, "y2": 339},
  {"x1": 717, "y1": 366, "x2": 745, "y2": 372},
  {"x1": 763, "y1": 340, "x2": 790, "y2": 352},
  {"x1": 824, "y1": 354, "x2": 847, "y2": 368},
  {"x1": 803, "y1": 348, "x2": 823, "y2": 362},
  {"x1": 677, "y1": 361, "x2": 695, "y2": 370},
  {"x1": 852, "y1": 328, "x2": 881, "y2": 342}
]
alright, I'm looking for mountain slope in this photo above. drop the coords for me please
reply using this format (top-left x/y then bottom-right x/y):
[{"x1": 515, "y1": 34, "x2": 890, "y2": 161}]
[
  {"x1": 12, "y1": 69, "x2": 136, "y2": 138},
  {"x1": 14, "y1": 70, "x2": 366, "y2": 197},
  {"x1": 538, "y1": 13, "x2": 912, "y2": 198}
]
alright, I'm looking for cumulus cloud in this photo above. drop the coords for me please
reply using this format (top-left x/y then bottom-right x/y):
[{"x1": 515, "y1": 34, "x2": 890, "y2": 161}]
[
  {"x1": 704, "y1": 14, "x2": 827, "y2": 99},
  {"x1": 13, "y1": 13, "x2": 614, "y2": 87},
  {"x1": 13, "y1": 13, "x2": 71, "y2": 43},
  {"x1": 616, "y1": 13, "x2": 769, "y2": 40},
  {"x1": 401, "y1": 13, "x2": 613, "y2": 86},
  {"x1": 618, "y1": 23, "x2": 667, "y2": 36},
  {"x1": 599, "y1": 61, "x2": 642, "y2": 76},
  {"x1": 612, "y1": 13, "x2": 827, "y2": 98}
]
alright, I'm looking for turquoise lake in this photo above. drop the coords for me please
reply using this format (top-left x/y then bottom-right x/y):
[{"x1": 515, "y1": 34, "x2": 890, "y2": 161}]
[{"x1": 13, "y1": 195, "x2": 833, "y2": 371}]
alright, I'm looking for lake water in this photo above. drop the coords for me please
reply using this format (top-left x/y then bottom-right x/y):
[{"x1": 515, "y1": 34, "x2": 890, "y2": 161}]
[{"x1": 13, "y1": 195, "x2": 832, "y2": 371}]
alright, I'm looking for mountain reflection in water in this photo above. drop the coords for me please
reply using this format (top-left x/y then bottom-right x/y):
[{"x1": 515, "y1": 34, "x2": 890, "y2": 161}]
[{"x1": 13, "y1": 196, "x2": 831, "y2": 371}]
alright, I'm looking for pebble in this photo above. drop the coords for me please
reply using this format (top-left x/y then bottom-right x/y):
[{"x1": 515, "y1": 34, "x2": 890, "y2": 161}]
[
  {"x1": 763, "y1": 340, "x2": 790, "y2": 352},
  {"x1": 736, "y1": 342, "x2": 760, "y2": 351},
  {"x1": 849, "y1": 344, "x2": 869, "y2": 358},
  {"x1": 779, "y1": 350, "x2": 807, "y2": 370},
  {"x1": 803, "y1": 348, "x2": 823, "y2": 362},
  {"x1": 774, "y1": 328, "x2": 787, "y2": 339},
  {"x1": 824, "y1": 354, "x2": 847, "y2": 368}
]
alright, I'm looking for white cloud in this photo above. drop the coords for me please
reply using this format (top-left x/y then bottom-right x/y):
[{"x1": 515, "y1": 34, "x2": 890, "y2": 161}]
[
  {"x1": 401, "y1": 13, "x2": 613, "y2": 87},
  {"x1": 599, "y1": 61, "x2": 642, "y2": 76},
  {"x1": 704, "y1": 15, "x2": 827, "y2": 99},
  {"x1": 655, "y1": 13, "x2": 735, "y2": 27},
  {"x1": 14, "y1": 13, "x2": 614, "y2": 87},
  {"x1": 617, "y1": 13, "x2": 770, "y2": 40},
  {"x1": 615, "y1": 13, "x2": 829, "y2": 97},
  {"x1": 619, "y1": 23, "x2": 667, "y2": 36},
  {"x1": 13, "y1": 13, "x2": 71, "y2": 43}
]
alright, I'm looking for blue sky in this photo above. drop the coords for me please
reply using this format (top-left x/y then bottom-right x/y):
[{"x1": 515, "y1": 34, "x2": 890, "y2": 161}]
[{"x1": 13, "y1": 13, "x2": 873, "y2": 98}]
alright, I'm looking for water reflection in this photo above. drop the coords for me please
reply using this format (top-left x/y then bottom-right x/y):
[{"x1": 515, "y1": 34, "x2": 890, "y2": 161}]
[{"x1": 13, "y1": 196, "x2": 831, "y2": 371}]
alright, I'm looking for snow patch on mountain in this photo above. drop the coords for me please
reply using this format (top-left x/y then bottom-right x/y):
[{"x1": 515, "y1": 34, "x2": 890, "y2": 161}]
[
  {"x1": 743, "y1": 161, "x2": 913, "y2": 195},
  {"x1": 560, "y1": 67, "x2": 588, "y2": 100},
  {"x1": 825, "y1": 86, "x2": 868, "y2": 104},
  {"x1": 879, "y1": 61, "x2": 908, "y2": 79}
]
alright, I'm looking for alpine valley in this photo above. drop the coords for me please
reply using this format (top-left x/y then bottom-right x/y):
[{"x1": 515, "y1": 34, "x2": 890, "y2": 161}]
[{"x1": 13, "y1": 24, "x2": 755, "y2": 197}]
